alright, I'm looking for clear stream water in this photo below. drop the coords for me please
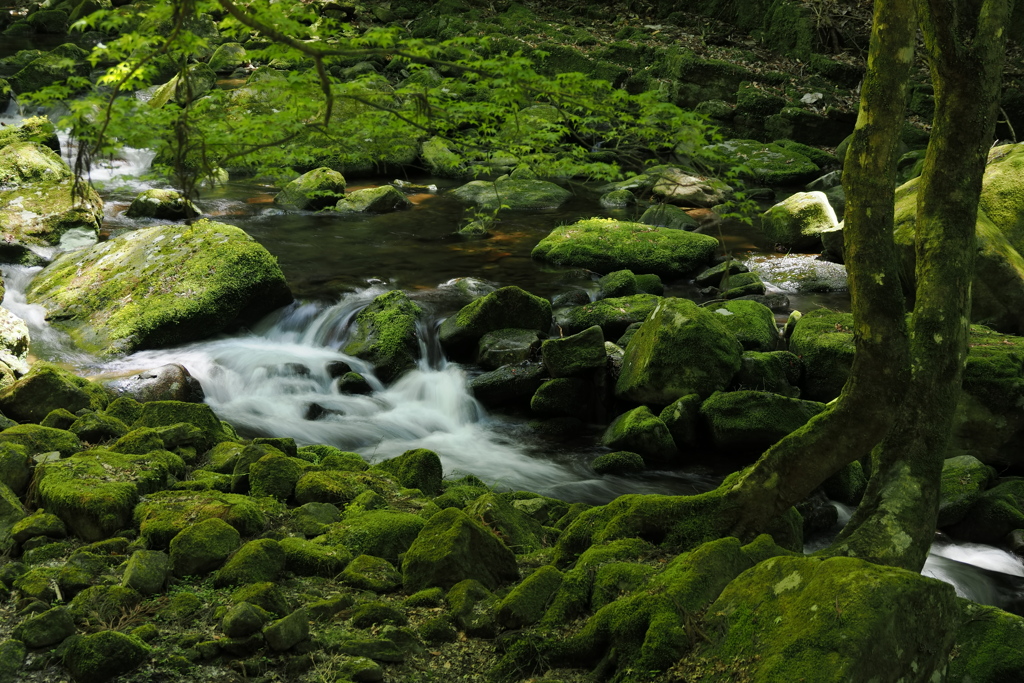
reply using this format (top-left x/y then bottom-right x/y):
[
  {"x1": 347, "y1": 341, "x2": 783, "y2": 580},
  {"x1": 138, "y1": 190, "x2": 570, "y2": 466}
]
[{"x1": 2, "y1": 100, "x2": 1022, "y2": 611}]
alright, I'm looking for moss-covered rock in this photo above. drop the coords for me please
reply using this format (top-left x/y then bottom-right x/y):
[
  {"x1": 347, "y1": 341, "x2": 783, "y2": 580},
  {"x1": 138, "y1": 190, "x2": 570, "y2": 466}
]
[
  {"x1": 69, "y1": 412, "x2": 129, "y2": 443},
  {"x1": 135, "y1": 489, "x2": 266, "y2": 548},
  {"x1": 760, "y1": 190, "x2": 840, "y2": 250},
  {"x1": 450, "y1": 178, "x2": 571, "y2": 211},
  {"x1": 464, "y1": 492, "x2": 547, "y2": 555},
  {"x1": 264, "y1": 608, "x2": 309, "y2": 651},
  {"x1": 947, "y1": 479, "x2": 1024, "y2": 544},
  {"x1": 591, "y1": 450, "x2": 645, "y2": 475},
  {"x1": 0, "y1": 308, "x2": 28, "y2": 377},
  {"x1": 340, "y1": 553, "x2": 403, "y2": 592},
  {"x1": 249, "y1": 453, "x2": 306, "y2": 501},
  {"x1": 470, "y1": 361, "x2": 547, "y2": 409},
  {"x1": 63, "y1": 630, "x2": 149, "y2": 683},
  {"x1": 0, "y1": 362, "x2": 109, "y2": 423},
  {"x1": 342, "y1": 289, "x2": 423, "y2": 383},
  {"x1": 0, "y1": 116, "x2": 58, "y2": 153},
  {"x1": 704, "y1": 138, "x2": 820, "y2": 185},
  {"x1": 787, "y1": 308, "x2": 854, "y2": 402},
  {"x1": 402, "y1": 507, "x2": 519, "y2": 592},
  {"x1": 496, "y1": 564, "x2": 563, "y2": 630},
  {"x1": 601, "y1": 407, "x2": 677, "y2": 464},
  {"x1": 221, "y1": 601, "x2": 271, "y2": 638},
  {"x1": 294, "y1": 469, "x2": 396, "y2": 507},
  {"x1": 208, "y1": 42, "x2": 247, "y2": 73},
  {"x1": 318, "y1": 510, "x2": 426, "y2": 565},
  {"x1": 215, "y1": 538, "x2": 286, "y2": 587},
  {"x1": 700, "y1": 390, "x2": 826, "y2": 453},
  {"x1": 639, "y1": 203, "x2": 701, "y2": 231},
  {"x1": 27, "y1": 220, "x2": 292, "y2": 356},
  {"x1": 597, "y1": 269, "x2": 664, "y2": 299},
  {"x1": 658, "y1": 394, "x2": 703, "y2": 450},
  {"x1": 420, "y1": 136, "x2": 467, "y2": 178},
  {"x1": 529, "y1": 377, "x2": 592, "y2": 420},
  {"x1": 649, "y1": 167, "x2": 732, "y2": 208},
  {"x1": 37, "y1": 449, "x2": 184, "y2": 542},
  {"x1": 121, "y1": 549, "x2": 170, "y2": 596},
  {"x1": 0, "y1": 442, "x2": 30, "y2": 495},
  {"x1": 13, "y1": 606, "x2": 75, "y2": 648},
  {"x1": 616, "y1": 297, "x2": 743, "y2": 404},
  {"x1": 124, "y1": 189, "x2": 198, "y2": 221},
  {"x1": 11, "y1": 509, "x2": 65, "y2": 544},
  {"x1": 476, "y1": 328, "x2": 542, "y2": 370},
  {"x1": 533, "y1": 218, "x2": 718, "y2": 278},
  {"x1": 278, "y1": 535, "x2": 351, "y2": 577},
  {"x1": 541, "y1": 325, "x2": 606, "y2": 378},
  {"x1": 690, "y1": 555, "x2": 958, "y2": 682},
  {"x1": 440, "y1": 286, "x2": 551, "y2": 358},
  {"x1": 335, "y1": 185, "x2": 413, "y2": 213},
  {"x1": 732, "y1": 350, "x2": 802, "y2": 397},
  {"x1": 230, "y1": 581, "x2": 290, "y2": 617},
  {"x1": 169, "y1": 517, "x2": 241, "y2": 576},
  {"x1": 9, "y1": 43, "x2": 89, "y2": 94},
  {"x1": 446, "y1": 578, "x2": 498, "y2": 637},
  {"x1": 131, "y1": 401, "x2": 232, "y2": 451},
  {"x1": 554, "y1": 294, "x2": 662, "y2": 338},
  {"x1": 938, "y1": 455, "x2": 997, "y2": 528},
  {"x1": 274, "y1": 167, "x2": 347, "y2": 210},
  {"x1": 822, "y1": 460, "x2": 867, "y2": 507},
  {"x1": 948, "y1": 601, "x2": 1024, "y2": 683},
  {"x1": 707, "y1": 299, "x2": 779, "y2": 352},
  {"x1": 370, "y1": 448, "x2": 443, "y2": 497}
]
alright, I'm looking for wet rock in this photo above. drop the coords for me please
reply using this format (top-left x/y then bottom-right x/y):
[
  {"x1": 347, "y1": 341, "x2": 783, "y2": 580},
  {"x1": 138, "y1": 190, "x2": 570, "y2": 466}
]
[
  {"x1": 125, "y1": 189, "x2": 199, "y2": 221},
  {"x1": 335, "y1": 185, "x2": 412, "y2": 213},
  {"x1": 650, "y1": 167, "x2": 732, "y2": 207},
  {"x1": 760, "y1": 190, "x2": 840, "y2": 251},
  {"x1": 450, "y1": 178, "x2": 571, "y2": 211}
]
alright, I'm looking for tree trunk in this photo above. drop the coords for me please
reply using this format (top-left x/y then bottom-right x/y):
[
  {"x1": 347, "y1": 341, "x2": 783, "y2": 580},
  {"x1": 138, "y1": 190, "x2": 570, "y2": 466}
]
[
  {"x1": 720, "y1": 0, "x2": 915, "y2": 539},
  {"x1": 830, "y1": 0, "x2": 1010, "y2": 571}
]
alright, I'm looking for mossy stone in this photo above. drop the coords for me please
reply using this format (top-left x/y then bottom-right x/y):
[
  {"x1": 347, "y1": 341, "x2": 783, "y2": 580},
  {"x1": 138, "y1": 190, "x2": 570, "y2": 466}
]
[
  {"x1": 335, "y1": 185, "x2": 413, "y2": 213},
  {"x1": 616, "y1": 298, "x2": 743, "y2": 405},
  {"x1": 11, "y1": 510, "x2": 65, "y2": 544},
  {"x1": 530, "y1": 377, "x2": 592, "y2": 420},
  {"x1": 263, "y1": 608, "x2": 309, "y2": 651},
  {"x1": 591, "y1": 450, "x2": 645, "y2": 475},
  {"x1": 786, "y1": 309, "x2": 854, "y2": 402},
  {"x1": 658, "y1": 394, "x2": 702, "y2": 450},
  {"x1": 948, "y1": 601, "x2": 1024, "y2": 683},
  {"x1": 421, "y1": 136, "x2": 467, "y2": 178},
  {"x1": 124, "y1": 189, "x2": 198, "y2": 220},
  {"x1": 0, "y1": 362, "x2": 109, "y2": 423},
  {"x1": 340, "y1": 554, "x2": 403, "y2": 592},
  {"x1": 439, "y1": 286, "x2": 552, "y2": 358},
  {"x1": 342, "y1": 289, "x2": 423, "y2": 383},
  {"x1": 68, "y1": 585, "x2": 142, "y2": 623},
  {"x1": 320, "y1": 510, "x2": 426, "y2": 565},
  {"x1": 40, "y1": 408, "x2": 76, "y2": 430},
  {"x1": 821, "y1": 460, "x2": 867, "y2": 507},
  {"x1": 370, "y1": 448, "x2": 443, "y2": 497},
  {"x1": 208, "y1": 42, "x2": 247, "y2": 73},
  {"x1": 465, "y1": 492, "x2": 547, "y2": 555},
  {"x1": 695, "y1": 555, "x2": 958, "y2": 682},
  {"x1": 557, "y1": 294, "x2": 659, "y2": 339},
  {"x1": 450, "y1": 178, "x2": 571, "y2": 211},
  {"x1": 405, "y1": 587, "x2": 444, "y2": 608},
  {"x1": 69, "y1": 412, "x2": 129, "y2": 443},
  {"x1": 402, "y1": 507, "x2": 519, "y2": 592},
  {"x1": 700, "y1": 390, "x2": 826, "y2": 453},
  {"x1": 274, "y1": 167, "x2": 347, "y2": 210},
  {"x1": 230, "y1": 582, "x2": 290, "y2": 618},
  {"x1": 639, "y1": 203, "x2": 701, "y2": 231},
  {"x1": 249, "y1": 453, "x2": 306, "y2": 500},
  {"x1": 496, "y1": 564, "x2": 564, "y2": 629},
  {"x1": 135, "y1": 489, "x2": 267, "y2": 548},
  {"x1": 602, "y1": 406, "x2": 678, "y2": 464},
  {"x1": 0, "y1": 639, "x2": 26, "y2": 683},
  {"x1": 708, "y1": 299, "x2": 779, "y2": 352},
  {"x1": 350, "y1": 601, "x2": 408, "y2": 628},
  {"x1": 703, "y1": 138, "x2": 820, "y2": 185},
  {"x1": 470, "y1": 361, "x2": 547, "y2": 409},
  {"x1": 419, "y1": 615, "x2": 457, "y2": 643},
  {"x1": 476, "y1": 328, "x2": 542, "y2": 370},
  {"x1": 13, "y1": 606, "x2": 75, "y2": 647},
  {"x1": 280, "y1": 536, "x2": 351, "y2": 577},
  {"x1": 131, "y1": 401, "x2": 232, "y2": 452},
  {"x1": 26, "y1": 220, "x2": 292, "y2": 356},
  {"x1": 169, "y1": 518, "x2": 241, "y2": 577},
  {"x1": 937, "y1": 455, "x2": 996, "y2": 527},
  {"x1": 733, "y1": 350, "x2": 802, "y2": 397},
  {"x1": 64, "y1": 630, "x2": 149, "y2": 683},
  {"x1": 541, "y1": 325, "x2": 606, "y2": 378},
  {"x1": 947, "y1": 479, "x2": 1024, "y2": 544},
  {"x1": 221, "y1": 601, "x2": 271, "y2": 638},
  {"x1": 0, "y1": 424, "x2": 80, "y2": 460},
  {"x1": 121, "y1": 550, "x2": 170, "y2": 596},
  {"x1": 0, "y1": 442, "x2": 30, "y2": 496},
  {"x1": 215, "y1": 538, "x2": 286, "y2": 587},
  {"x1": 533, "y1": 218, "x2": 718, "y2": 278},
  {"x1": 446, "y1": 578, "x2": 498, "y2": 637}
]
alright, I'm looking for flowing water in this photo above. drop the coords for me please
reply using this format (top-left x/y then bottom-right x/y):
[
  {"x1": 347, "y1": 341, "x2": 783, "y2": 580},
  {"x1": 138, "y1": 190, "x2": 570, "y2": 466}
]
[{"x1": 3, "y1": 100, "x2": 1021, "y2": 610}]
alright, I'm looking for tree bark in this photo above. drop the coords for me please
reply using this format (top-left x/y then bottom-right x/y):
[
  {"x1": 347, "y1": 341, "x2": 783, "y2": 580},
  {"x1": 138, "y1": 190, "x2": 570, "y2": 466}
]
[
  {"x1": 830, "y1": 0, "x2": 1010, "y2": 571},
  {"x1": 720, "y1": 0, "x2": 915, "y2": 539}
]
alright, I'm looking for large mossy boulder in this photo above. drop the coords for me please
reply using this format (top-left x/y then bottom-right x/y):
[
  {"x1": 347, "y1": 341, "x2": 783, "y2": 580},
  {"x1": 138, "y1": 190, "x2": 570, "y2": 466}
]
[
  {"x1": 168, "y1": 517, "x2": 241, "y2": 576},
  {"x1": 938, "y1": 455, "x2": 996, "y2": 528},
  {"x1": 616, "y1": 298, "x2": 743, "y2": 405},
  {"x1": 601, "y1": 406, "x2": 677, "y2": 464},
  {"x1": 63, "y1": 630, "x2": 149, "y2": 683},
  {"x1": 26, "y1": 219, "x2": 292, "y2": 356},
  {"x1": 699, "y1": 390, "x2": 826, "y2": 453},
  {"x1": 370, "y1": 448, "x2": 443, "y2": 497},
  {"x1": 649, "y1": 166, "x2": 732, "y2": 207},
  {"x1": 532, "y1": 218, "x2": 719, "y2": 278},
  {"x1": 134, "y1": 489, "x2": 267, "y2": 548},
  {"x1": 554, "y1": 294, "x2": 661, "y2": 338},
  {"x1": 0, "y1": 142, "x2": 103, "y2": 248},
  {"x1": 9, "y1": 43, "x2": 89, "y2": 94},
  {"x1": 946, "y1": 479, "x2": 1024, "y2": 544},
  {"x1": 439, "y1": 286, "x2": 551, "y2": 358},
  {"x1": 786, "y1": 308, "x2": 854, "y2": 402},
  {"x1": 707, "y1": 299, "x2": 779, "y2": 352},
  {"x1": 541, "y1": 325, "x2": 606, "y2": 377},
  {"x1": 274, "y1": 167, "x2": 347, "y2": 210},
  {"x1": 319, "y1": 510, "x2": 426, "y2": 566},
  {"x1": 37, "y1": 449, "x2": 185, "y2": 542},
  {"x1": 947, "y1": 601, "x2": 1024, "y2": 683},
  {"x1": 402, "y1": 507, "x2": 519, "y2": 593},
  {"x1": 342, "y1": 290, "x2": 423, "y2": 383},
  {"x1": 450, "y1": 178, "x2": 571, "y2": 211},
  {"x1": 759, "y1": 190, "x2": 840, "y2": 250},
  {"x1": 124, "y1": 189, "x2": 198, "y2": 220},
  {"x1": 0, "y1": 116, "x2": 59, "y2": 153},
  {"x1": 335, "y1": 185, "x2": 412, "y2": 213},
  {"x1": 703, "y1": 138, "x2": 821, "y2": 185},
  {"x1": 691, "y1": 555, "x2": 958, "y2": 682},
  {"x1": 0, "y1": 362, "x2": 109, "y2": 422}
]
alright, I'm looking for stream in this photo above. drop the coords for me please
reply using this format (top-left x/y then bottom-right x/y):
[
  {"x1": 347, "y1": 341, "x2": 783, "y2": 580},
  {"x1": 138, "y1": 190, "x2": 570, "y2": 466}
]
[{"x1": 3, "y1": 100, "x2": 1023, "y2": 614}]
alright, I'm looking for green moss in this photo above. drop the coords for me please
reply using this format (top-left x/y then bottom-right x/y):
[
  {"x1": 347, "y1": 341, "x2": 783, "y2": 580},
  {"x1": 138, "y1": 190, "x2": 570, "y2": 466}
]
[
  {"x1": 64, "y1": 630, "x2": 149, "y2": 683},
  {"x1": 450, "y1": 178, "x2": 571, "y2": 211},
  {"x1": 446, "y1": 578, "x2": 498, "y2": 636},
  {"x1": 496, "y1": 564, "x2": 564, "y2": 629},
  {"x1": 274, "y1": 167, "x2": 347, "y2": 210},
  {"x1": 540, "y1": 325, "x2": 606, "y2": 378},
  {"x1": 787, "y1": 309, "x2": 854, "y2": 402},
  {"x1": 421, "y1": 136, "x2": 467, "y2": 178},
  {"x1": 464, "y1": 492, "x2": 548, "y2": 555},
  {"x1": 703, "y1": 138, "x2": 819, "y2": 185},
  {"x1": 533, "y1": 218, "x2": 718, "y2": 278},
  {"x1": 707, "y1": 299, "x2": 779, "y2": 352},
  {"x1": 350, "y1": 600, "x2": 408, "y2": 628},
  {"x1": 530, "y1": 377, "x2": 592, "y2": 420},
  {"x1": 733, "y1": 350, "x2": 802, "y2": 397},
  {"x1": 135, "y1": 489, "x2": 267, "y2": 548},
  {"x1": 0, "y1": 362, "x2": 109, "y2": 423},
  {"x1": 340, "y1": 554, "x2": 403, "y2": 592},
  {"x1": 249, "y1": 453, "x2": 307, "y2": 500},
  {"x1": 69, "y1": 412, "x2": 129, "y2": 443},
  {"x1": 947, "y1": 480, "x2": 1024, "y2": 544},
  {"x1": 335, "y1": 185, "x2": 412, "y2": 213},
  {"x1": 279, "y1": 535, "x2": 351, "y2": 577},
  {"x1": 370, "y1": 448, "x2": 443, "y2": 497},
  {"x1": 229, "y1": 581, "x2": 290, "y2": 617},
  {"x1": 26, "y1": 220, "x2": 292, "y2": 356},
  {"x1": 38, "y1": 449, "x2": 184, "y2": 542},
  {"x1": 439, "y1": 286, "x2": 552, "y2": 357},
  {"x1": 131, "y1": 401, "x2": 232, "y2": 452},
  {"x1": 822, "y1": 460, "x2": 867, "y2": 507},
  {"x1": 0, "y1": 115, "x2": 58, "y2": 151},
  {"x1": 294, "y1": 469, "x2": 399, "y2": 507},
  {"x1": 948, "y1": 601, "x2": 1024, "y2": 682},
  {"x1": 0, "y1": 423, "x2": 79, "y2": 457},
  {"x1": 214, "y1": 538, "x2": 285, "y2": 587},
  {"x1": 937, "y1": 455, "x2": 996, "y2": 527},
  {"x1": 590, "y1": 561, "x2": 658, "y2": 611},
  {"x1": 690, "y1": 556, "x2": 958, "y2": 682},
  {"x1": 319, "y1": 510, "x2": 426, "y2": 565},
  {"x1": 342, "y1": 290, "x2": 422, "y2": 383},
  {"x1": 658, "y1": 394, "x2": 702, "y2": 449},
  {"x1": 616, "y1": 298, "x2": 743, "y2": 405},
  {"x1": 405, "y1": 586, "x2": 444, "y2": 607},
  {"x1": 601, "y1": 407, "x2": 678, "y2": 464},
  {"x1": 699, "y1": 390, "x2": 826, "y2": 453},
  {"x1": 418, "y1": 614, "x2": 458, "y2": 642},
  {"x1": 433, "y1": 478, "x2": 489, "y2": 509}
]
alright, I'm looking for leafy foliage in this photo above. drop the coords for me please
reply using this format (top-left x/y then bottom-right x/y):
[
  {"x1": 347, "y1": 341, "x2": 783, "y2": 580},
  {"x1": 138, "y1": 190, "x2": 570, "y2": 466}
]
[{"x1": 19, "y1": 0, "x2": 752, "y2": 218}]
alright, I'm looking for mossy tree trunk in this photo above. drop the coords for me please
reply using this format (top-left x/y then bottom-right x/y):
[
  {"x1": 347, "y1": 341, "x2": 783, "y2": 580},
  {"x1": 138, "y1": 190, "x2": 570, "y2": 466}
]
[
  {"x1": 829, "y1": 0, "x2": 1010, "y2": 571},
  {"x1": 719, "y1": 0, "x2": 916, "y2": 539}
]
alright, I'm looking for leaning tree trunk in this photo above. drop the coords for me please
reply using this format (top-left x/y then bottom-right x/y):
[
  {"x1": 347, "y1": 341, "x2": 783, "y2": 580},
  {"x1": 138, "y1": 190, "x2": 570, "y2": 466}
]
[
  {"x1": 719, "y1": 0, "x2": 916, "y2": 539},
  {"x1": 829, "y1": 0, "x2": 1010, "y2": 571}
]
